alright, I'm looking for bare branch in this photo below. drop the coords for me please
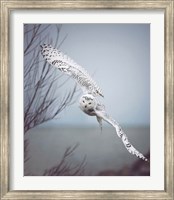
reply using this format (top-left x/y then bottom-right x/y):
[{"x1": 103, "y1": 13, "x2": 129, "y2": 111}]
[
  {"x1": 24, "y1": 24, "x2": 41, "y2": 54},
  {"x1": 24, "y1": 139, "x2": 30, "y2": 163},
  {"x1": 23, "y1": 23, "x2": 78, "y2": 133},
  {"x1": 43, "y1": 144, "x2": 86, "y2": 176},
  {"x1": 24, "y1": 24, "x2": 82, "y2": 176}
]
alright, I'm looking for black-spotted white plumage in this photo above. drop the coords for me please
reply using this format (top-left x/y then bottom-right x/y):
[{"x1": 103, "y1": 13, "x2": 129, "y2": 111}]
[
  {"x1": 79, "y1": 94, "x2": 148, "y2": 162},
  {"x1": 41, "y1": 44, "x2": 148, "y2": 162},
  {"x1": 40, "y1": 44, "x2": 103, "y2": 97}
]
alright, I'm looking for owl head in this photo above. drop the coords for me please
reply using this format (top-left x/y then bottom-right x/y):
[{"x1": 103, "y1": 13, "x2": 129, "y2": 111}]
[{"x1": 79, "y1": 94, "x2": 97, "y2": 115}]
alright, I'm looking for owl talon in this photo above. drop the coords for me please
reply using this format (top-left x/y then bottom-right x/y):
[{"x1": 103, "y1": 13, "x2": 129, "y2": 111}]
[
  {"x1": 96, "y1": 116, "x2": 103, "y2": 134},
  {"x1": 100, "y1": 125, "x2": 102, "y2": 134}
]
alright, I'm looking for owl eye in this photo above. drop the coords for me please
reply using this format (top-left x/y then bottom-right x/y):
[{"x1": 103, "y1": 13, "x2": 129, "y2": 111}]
[
  {"x1": 83, "y1": 100, "x2": 85, "y2": 103},
  {"x1": 88, "y1": 102, "x2": 91, "y2": 105}
]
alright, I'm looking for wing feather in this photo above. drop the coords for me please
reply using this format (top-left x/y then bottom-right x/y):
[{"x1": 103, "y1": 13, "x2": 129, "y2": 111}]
[
  {"x1": 95, "y1": 108, "x2": 148, "y2": 161},
  {"x1": 40, "y1": 44, "x2": 103, "y2": 97}
]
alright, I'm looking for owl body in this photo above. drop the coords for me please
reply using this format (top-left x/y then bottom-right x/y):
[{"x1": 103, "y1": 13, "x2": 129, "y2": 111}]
[{"x1": 41, "y1": 44, "x2": 148, "y2": 162}]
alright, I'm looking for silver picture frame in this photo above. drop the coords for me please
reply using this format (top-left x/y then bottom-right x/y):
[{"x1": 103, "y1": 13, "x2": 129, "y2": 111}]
[{"x1": 0, "y1": 0, "x2": 173, "y2": 199}]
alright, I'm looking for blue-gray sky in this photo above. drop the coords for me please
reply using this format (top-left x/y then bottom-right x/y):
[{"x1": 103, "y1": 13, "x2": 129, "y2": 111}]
[{"x1": 44, "y1": 24, "x2": 150, "y2": 127}]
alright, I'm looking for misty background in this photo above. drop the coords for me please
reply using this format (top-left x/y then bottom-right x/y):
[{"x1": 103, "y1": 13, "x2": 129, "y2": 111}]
[{"x1": 24, "y1": 24, "x2": 150, "y2": 176}]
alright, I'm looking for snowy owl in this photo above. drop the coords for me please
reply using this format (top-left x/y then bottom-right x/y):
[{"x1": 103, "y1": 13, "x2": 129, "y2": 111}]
[{"x1": 40, "y1": 44, "x2": 148, "y2": 162}]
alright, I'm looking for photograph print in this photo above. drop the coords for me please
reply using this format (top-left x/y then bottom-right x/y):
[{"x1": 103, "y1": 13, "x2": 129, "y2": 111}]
[{"x1": 24, "y1": 24, "x2": 150, "y2": 176}]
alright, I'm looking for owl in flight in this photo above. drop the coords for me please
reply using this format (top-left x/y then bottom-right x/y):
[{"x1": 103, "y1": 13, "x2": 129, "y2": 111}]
[{"x1": 40, "y1": 44, "x2": 148, "y2": 162}]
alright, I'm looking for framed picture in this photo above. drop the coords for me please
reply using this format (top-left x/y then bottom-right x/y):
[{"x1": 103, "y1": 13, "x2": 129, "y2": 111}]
[{"x1": 0, "y1": 0, "x2": 173, "y2": 199}]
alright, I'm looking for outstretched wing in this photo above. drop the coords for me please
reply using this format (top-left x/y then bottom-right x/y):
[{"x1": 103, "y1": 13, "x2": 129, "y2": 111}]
[
  {"x1": 95, "y1": 107, "x2": 148, "y2": 161},
  {"x1": 40, "y1": 44, "x2": 103, "y2": 97}
]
